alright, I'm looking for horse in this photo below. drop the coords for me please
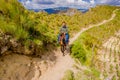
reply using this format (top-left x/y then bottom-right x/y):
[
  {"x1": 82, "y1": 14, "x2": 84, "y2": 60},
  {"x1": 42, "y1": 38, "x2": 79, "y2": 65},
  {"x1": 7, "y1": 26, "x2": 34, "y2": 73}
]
[{"x1": 59, "y1": 33, "x2": 66, "y2": 56}]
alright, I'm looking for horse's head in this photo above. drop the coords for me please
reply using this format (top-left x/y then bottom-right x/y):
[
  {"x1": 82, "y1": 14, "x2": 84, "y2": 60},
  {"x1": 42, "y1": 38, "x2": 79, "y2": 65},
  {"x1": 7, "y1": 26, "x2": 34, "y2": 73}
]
[
  {"x1": 60, "y1": 33, "x2": 66, "y2": 45},
  {"x1": 60, "y1": 33, "x2": 65, "y2": 38}
]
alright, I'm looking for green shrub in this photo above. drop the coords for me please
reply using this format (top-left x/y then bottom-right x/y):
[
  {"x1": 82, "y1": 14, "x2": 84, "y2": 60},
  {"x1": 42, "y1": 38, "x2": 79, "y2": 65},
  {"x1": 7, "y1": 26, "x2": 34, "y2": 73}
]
[
  {"x1": 0, "y1": 0, "x2": 118, "y2": 56},
  {"x1": 71, "y1": 9, "x2": 120, "y2": 67},
  {"x1": 62, "y1": 70, "x2": 74, "y2": 80},
  {"x1": 0, "y1": 21, "x2": 16, "y2": 35},
  {"x1": 71, "y1": 42, "x2": 87, "y2": 64},
  {"x1": 15, "y1": 27, "x2": 28, "y2": 40},
  {"x1": 80, "y1": 68, "x2": 100, "y2": 80}
]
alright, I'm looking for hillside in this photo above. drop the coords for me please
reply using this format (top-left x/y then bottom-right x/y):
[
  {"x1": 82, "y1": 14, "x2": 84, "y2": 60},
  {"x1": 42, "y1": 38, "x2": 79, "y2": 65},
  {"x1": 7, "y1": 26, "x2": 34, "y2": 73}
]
[
  {"x1": 68, "y1": 9, "x2": 120, "y2": 80},
  {"x1": 0, "y1": 0, "x2": 119, "y2": 80},
  {"x1": 39, "y1": 9, "x2": 119, "y2": 80},
  {"x1": 0, "y1": 0, "x2": 116, "y2": 57},
  {"x1": 58, "y1": 8, "x2": 81, "y2": 16}
]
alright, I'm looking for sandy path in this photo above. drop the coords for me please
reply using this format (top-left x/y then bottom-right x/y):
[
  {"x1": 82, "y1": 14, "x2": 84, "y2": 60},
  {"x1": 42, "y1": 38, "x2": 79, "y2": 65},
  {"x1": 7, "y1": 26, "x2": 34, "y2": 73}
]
[{"x1": 35, "y1": 9, "x2": 118, "y2": 80}]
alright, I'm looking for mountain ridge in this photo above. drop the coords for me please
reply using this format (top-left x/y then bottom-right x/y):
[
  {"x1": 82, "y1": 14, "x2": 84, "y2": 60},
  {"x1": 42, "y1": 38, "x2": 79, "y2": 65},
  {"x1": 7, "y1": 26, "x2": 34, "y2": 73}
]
[{"x1": 28, "y1": 7, "x2": 89, "y2": 14}]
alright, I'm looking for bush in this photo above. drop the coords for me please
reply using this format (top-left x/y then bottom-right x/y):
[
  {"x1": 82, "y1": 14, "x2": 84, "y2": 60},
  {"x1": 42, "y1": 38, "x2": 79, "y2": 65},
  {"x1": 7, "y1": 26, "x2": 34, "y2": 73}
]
[
  {"x1": 71, "y1": 42, "x2": 87, "y2": 64},
  {"x1": 15, "y1": 27, "x2": 28, "y2": 40},
  {"x1": 62, "y1": 70, "x2": 74, "y2": 80},
  {"x1": 71, "y1": 9, "x2": 120, "y2": 66},
  {"x1": 0, "y1": 21, "x2": 17, "y2": 35},
  {"x1": 0, "y1": 0, "x2": 118, "y2": 56}
]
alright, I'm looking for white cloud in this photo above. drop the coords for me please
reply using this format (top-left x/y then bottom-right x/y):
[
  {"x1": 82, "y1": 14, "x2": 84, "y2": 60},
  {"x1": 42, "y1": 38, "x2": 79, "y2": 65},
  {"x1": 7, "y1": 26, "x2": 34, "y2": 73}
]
[
  {"x1": 67, "y1": 0, "x2": 75, "y2": 3},
  {"x1": 25, "y1": 0, "x2": 31, "y2": 4},
  {"x1": 90, "y1": 0, "x2": 95, "y2": 4},
  {"x1": 78, "y1": 0, "x2": 83, "y2": 2},
  {"x1": 100, "y1": 0, "x2": 107, "y2": 3},
  {"x1": 20, "y1": 0, "x2": 96, "y2": 9},
  {"x1": 96, "y1": 0, "x2": 115, "y2": 4}
]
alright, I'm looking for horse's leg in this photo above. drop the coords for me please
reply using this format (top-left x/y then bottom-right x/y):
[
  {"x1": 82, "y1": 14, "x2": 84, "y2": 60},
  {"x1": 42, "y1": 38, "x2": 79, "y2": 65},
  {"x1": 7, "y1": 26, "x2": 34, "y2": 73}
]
[
  {"x1": 60, "y1": 45, "x2": 64, "y2": 55},
  {"x1": 63, "y1": 46, "x2": 65, "y2": 56},
  {"x1": 62, "y1": 45, "x2": 65, "y2": 56},
  {"x1": 65, "y1": 42, "x2": 70, "y2": 54}
]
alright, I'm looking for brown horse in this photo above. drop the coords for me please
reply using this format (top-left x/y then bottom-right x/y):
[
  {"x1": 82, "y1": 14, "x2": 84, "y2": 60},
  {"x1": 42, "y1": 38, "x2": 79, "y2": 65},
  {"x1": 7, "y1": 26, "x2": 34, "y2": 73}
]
[{"x1": 59, "y1": 33, "x2": 66, "y2": 56}]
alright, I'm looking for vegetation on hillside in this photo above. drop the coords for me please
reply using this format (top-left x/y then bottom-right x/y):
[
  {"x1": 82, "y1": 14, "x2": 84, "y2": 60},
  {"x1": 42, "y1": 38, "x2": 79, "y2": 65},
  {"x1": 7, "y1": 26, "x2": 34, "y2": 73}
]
[
  {"x1": 0, "y1": 0, "x2": 117, "y2": 56},
  {"x1": 62, "y1": 68, "x2": 101, "y2": 80},
  {"x1": 62, "y1": 70, "x2": 74, "y2": 80},
  {"x1": 71, "y1": 8, "x2": 120, "y2": 65},
  {"x1": 71, "y1": 7, "x2": 120, "y2": 79}
]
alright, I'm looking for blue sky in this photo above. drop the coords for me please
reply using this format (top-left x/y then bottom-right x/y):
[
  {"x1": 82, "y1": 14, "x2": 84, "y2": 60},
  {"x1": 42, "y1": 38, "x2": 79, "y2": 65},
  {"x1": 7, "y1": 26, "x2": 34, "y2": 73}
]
[{"x1": 18, "y1": 0, "x2": 120, "y2": 9}]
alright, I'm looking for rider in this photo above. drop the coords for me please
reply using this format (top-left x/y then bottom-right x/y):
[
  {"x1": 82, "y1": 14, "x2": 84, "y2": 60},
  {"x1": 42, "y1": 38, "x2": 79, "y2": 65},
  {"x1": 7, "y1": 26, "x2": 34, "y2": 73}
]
[{"x1": 58, "y1": 22, "x2": 69, "y2": 45}]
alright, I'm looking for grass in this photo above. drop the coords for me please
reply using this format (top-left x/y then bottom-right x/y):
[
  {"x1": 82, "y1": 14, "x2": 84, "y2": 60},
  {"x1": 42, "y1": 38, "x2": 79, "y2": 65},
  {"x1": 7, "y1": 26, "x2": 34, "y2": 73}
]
[
  {"x1": 62, "y1": 70, "x2": 74, "y2": 80},
  {"x1": 117, "y1": 70, "x2": 120, "y2": 78},
  {"x1": 63, "y1": 68, "x2": 101, "y2": 80},
  {"x1": 71, "y1": 42, "x2": 87, "y2": 65},
  {"x1": 103, "y1": 71, "x2": 108, "y2": 78},
  {"x1": 116, "y1": 64, "x2": 120, "y2": 78},
  {"x1": 71, "y1": 8, "x2": 120, "y2": 66},
  {"x1": 81, "y1": 68, "x2": 100, "y2": 80},
  {"x1": 0, "y1": 0, "x2": 119, "y2": 57},
  {"x1": 112, "y1": 75, "x2": 116, "y2": 80},
  {"x1": 71, "y1": 7, "x2": 120, "y2": 80},
  {"x1": 110, "y1": 64, "x2": 113, "y2": 74}
]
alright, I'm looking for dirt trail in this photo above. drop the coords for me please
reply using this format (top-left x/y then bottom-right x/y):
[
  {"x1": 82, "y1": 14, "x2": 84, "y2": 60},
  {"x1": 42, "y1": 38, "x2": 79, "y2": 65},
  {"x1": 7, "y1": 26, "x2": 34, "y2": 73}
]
[
  {"x1": 38, "y1": 9, "x2": 118, "y2": 80},
  {"x1": 70, "y1": 9, "x2": 118, "y2": 44}
]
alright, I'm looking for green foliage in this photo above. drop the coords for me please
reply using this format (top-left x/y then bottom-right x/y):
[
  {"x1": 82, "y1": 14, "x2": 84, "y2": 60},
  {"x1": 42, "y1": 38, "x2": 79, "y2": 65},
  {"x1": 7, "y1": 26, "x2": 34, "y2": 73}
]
[
  {"x1": 83, "y1": 68, "x2": 100, "y2": 79},
  {"x1": 15, "y1": 27, "x2": 28, "y2": 40},
  {"x1": 0, "y1": 21, "x2": 28, "y2": 40},
  {"x1": 112, "y1": 76, "x2": 116, "y2": 80},
  {"x1": 71, "y1": 9, "x2": 120, "y2": 66},
  {"x1": 0, "y1": 21, "x2": 16, "y2": 35},
  {"x1": 91, "y1": 68, "x2": 100, "y2": 78},
  {"x1": 0, "y1": 0, "x2": 118, "y2": 55},
  {"x1": 118, "y1": 70, "x2": 120, "y2": 78},
  {"x1": 62, "y1": 70, "x2": 74, "y2": 80},
  {"x1": 71, "y1": 42, "x2": 87, "y2": 64},
  {"x1": 62, "y1": 68, "x2": 100, "y2": 80}
]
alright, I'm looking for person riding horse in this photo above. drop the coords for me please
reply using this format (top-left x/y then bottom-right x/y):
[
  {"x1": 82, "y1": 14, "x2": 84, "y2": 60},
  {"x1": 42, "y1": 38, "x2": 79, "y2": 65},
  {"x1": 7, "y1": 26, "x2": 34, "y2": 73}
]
[
  {"x1": 58, "y1": 22, "x2": 69, "y2": 45},
  {"x1": 58, "y1": 22, "x2": 69, "y2": 55}
]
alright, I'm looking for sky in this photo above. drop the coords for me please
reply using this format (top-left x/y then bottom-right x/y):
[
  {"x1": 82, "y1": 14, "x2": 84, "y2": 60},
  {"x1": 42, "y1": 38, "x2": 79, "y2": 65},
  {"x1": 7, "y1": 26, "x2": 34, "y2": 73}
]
[{"x1": 18, "y1": 0, "x2": 120, "y2": 9}]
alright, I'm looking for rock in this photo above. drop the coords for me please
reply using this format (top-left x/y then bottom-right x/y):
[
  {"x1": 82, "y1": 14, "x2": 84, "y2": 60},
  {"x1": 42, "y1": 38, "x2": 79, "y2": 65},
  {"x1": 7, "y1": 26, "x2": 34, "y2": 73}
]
[
  {"x1": 27, "y1": 63, "x2": 31, "y2": 67},
  {"x1": 1, "y1": 46, "x2": 8, "y2": 54},
  {"x1": 10, "y1": 38, "x2": 18, "y2": 47},
  {"x1": 24, "y1": 48, "x2": 32, "y2": 55}
]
